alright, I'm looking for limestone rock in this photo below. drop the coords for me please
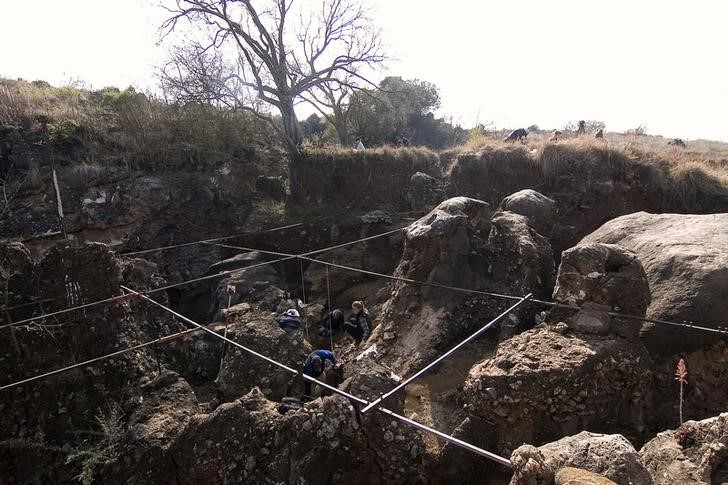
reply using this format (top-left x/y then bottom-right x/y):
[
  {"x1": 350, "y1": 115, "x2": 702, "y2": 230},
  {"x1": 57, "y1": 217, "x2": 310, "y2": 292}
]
[
  {"x1": 488, "y1": 210, "x2": 555, "y2": 297},
  {"x1": 167, "y1": 389, "x2": 426, "y2": 484},
  {"x1": 552, "y1": 243, "x2": 650, "y2": 340},
  {"x1": 509, "y1": 432, "x2": 652, "y2": 485},
  {"x1": 208, "y1": 251, "x2": 283, "y2": 320},
  {"x1": 639, "y1": 413, "x2": 728, "y2": 484},
  {"x1": 407, "y1": 171, "x2": 445, "y2": 213},
  {"x1": 581, "y1": 212, "x2": 728, "y2": 356},
  {"x1": 216, "y1": 313, "x2": 305, "y2": 401},
  {"x1": 463, "y1": 327, "x2": 653, "y2": 454},
  {"x1": 555, "y1": 467, "x2": 617, "y2": 485}
]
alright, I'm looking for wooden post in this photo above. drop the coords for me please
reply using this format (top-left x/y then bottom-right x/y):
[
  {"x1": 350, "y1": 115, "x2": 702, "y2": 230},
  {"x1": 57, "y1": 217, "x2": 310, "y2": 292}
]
[{"x1": 39, "y1": 117, "x2": 67, "y2": 239}]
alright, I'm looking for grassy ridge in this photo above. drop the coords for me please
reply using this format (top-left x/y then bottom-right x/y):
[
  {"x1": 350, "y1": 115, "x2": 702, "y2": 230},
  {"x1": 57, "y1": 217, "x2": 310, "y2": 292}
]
[{"x1": 3, "y1": 78, "x2": 727, "y2": 210}]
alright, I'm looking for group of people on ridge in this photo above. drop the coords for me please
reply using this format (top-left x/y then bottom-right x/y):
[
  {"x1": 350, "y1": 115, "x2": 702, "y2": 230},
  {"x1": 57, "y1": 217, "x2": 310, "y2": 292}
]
[{"x1": 504, "y1": 120, "x2": 605, "y2": 143}]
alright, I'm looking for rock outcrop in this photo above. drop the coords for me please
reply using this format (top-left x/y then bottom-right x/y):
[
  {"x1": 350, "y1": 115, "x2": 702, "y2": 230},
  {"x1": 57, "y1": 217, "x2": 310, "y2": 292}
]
[
  {"x1": 499, "y1": 189, "x2": 557, "y2": 236},
  {"x1": 168, "y1": 389, "x2": 426, "y2": 485},
  {"x1": 459, "y1": 241, "x2": 654, "y2": 456},
  {"x1": 552, "y1": 243, "x2": 650, "y2": 339},
  {"x1": 554, "y1": 467, "x2": 617, "y2": 485},
  {"x1": 463, "y1": 327, "x2": 652, "y2": 454},
  {"x1": 509, "y1": 431, "x2": 652, "y2": 485},
  {"x1": 407, "y1": 171, "x2": 445, "y2": 213},
  {"x1": 372, "y1": 197, "x2": 493, "y2": 371},
  {"x1": 208, "y1": 251, "x2": 283, "y2": 321},
  {"x1": 216, "y1": 309, "x2": 306, "y2": 402},
  {"x1": 581, "y1": 212, "x2": 728, "y2": 356},
  {"x1": 372, "y1": 196, "x2": 555, "y2": 373},
  {"x1": 488, "y1": 210, "x2": 555, "y2": 298},
  {"x1": 639, "y1": 413, "x2": 728, "y2": 484}
]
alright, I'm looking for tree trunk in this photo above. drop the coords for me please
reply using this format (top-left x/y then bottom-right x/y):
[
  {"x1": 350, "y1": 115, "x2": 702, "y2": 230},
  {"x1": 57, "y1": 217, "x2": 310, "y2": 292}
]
[
  {"x1": 278, "y1": 99, "x2": 303, "y2": 159},
  {"x1": 334, "y1": 120, "x2": 349, "y2": 146}
]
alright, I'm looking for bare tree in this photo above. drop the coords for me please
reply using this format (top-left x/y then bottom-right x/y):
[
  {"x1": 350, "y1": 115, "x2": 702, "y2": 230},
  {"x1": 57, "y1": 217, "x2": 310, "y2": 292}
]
[{"x1": 161, "y1": 0, "x2": 385, "y2": 158}]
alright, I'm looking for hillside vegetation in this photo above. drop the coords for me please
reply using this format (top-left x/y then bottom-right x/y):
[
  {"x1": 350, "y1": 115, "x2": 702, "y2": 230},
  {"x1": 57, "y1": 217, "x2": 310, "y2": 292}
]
[{"x1": 2, "y1": 78, "x2": 727, "y2": 209}]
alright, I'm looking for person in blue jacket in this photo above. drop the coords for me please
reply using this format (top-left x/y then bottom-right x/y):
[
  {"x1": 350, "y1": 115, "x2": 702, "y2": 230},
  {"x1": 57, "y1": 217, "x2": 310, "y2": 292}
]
[{"x1": 303, "y1": 349, "x2": 336, "y2": 398}]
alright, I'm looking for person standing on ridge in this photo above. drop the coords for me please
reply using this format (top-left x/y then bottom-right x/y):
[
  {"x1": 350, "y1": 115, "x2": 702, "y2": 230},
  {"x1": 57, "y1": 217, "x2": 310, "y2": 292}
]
[
  {"x1": 355, "y1": 137, "x2": 365, "y2": 151},
  {"x1": 576, "y1": 120, "x2": 586, "y2": 136}
]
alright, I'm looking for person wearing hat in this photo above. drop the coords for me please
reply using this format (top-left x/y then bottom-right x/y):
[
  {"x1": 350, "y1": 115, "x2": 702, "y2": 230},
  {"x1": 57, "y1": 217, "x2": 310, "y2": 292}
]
[
  {"x1": 276, "y1": 308, "x2": 302, "y2": 332},
  {"x1": 303, "y1": 349, "x2": 337, "y2": 398}
]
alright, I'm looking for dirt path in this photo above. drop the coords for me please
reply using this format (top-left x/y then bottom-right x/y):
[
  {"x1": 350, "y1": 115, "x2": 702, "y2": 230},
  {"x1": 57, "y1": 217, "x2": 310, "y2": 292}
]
[{"x1": 403, "y1": 338, "x2": 498, "y2": 452}]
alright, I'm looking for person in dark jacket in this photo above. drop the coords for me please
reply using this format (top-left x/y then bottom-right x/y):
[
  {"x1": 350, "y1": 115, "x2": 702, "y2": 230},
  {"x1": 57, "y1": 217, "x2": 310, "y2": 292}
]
[
  {"x1": 276, "y1": 308, "x2": 301, "y2": 332},
  {"x1": 303, "y1": 349, "x2": 336, "y2": 397},
  {"x1": 318, "y1": 308, "x2": 345, "y2": 337},
  {"x1": 343, "y1": 301, "x2": 370, "y2": 345}
]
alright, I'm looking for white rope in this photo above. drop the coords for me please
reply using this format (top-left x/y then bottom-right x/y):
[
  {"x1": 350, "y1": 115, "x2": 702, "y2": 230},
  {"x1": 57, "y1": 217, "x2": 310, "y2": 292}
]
[
  {"x1": 326, "y1": 265, "x2": 333, "y2": 351},
  {"x1": 300, "y1": 258, "x2": 309, "y2": 342}
]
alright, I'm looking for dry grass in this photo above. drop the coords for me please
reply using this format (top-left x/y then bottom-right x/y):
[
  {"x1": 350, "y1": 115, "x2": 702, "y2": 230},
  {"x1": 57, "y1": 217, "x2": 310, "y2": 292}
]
[
  {"x1": 302, "y1": 144, "x2": 441, "y2": 175},
  {"x1": 445, "y1": 133, "x2": 728, "y2": 210},
  {"x1": 0, "y1": 80, "x2": 96, "y2": 128},
  {"x1": 0, "y1": 79, "x2": 274, "y2": 175}
]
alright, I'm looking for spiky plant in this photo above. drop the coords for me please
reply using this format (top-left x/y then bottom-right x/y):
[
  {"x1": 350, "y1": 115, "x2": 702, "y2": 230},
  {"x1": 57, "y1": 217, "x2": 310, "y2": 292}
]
[{"x1": 675, "y1": 358, "x2": 688, "y2": 424}]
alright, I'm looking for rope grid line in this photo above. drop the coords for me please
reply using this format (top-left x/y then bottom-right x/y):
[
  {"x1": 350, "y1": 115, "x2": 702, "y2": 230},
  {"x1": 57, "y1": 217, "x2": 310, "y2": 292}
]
[
  {"x1": 360, "y1": 293, "x2": 533, "y2": 414},
  {"x1": 326, "y1": 265, "x2": 333, "y2": 351},
  {"x1": 201, "y1": 242, "x2": 728, "y2": 337},
  {"x1": 130, "y1": 286, "x2": 514, "y2": 468},
  {"x1": 0, "y1": 285, "x2": 513, "y2": 467}
]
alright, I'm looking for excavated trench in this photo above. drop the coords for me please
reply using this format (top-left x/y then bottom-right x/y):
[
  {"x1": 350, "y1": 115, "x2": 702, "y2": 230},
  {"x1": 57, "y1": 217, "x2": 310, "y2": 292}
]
[{"x1": 2, "y1": 148, "x2": 728, "y2": 484}]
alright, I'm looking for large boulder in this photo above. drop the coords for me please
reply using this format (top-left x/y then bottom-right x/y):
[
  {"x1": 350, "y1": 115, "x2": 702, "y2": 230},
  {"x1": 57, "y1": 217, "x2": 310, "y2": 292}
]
[
  {"x1": 639, "y1": 413, "x2": 728, "y2": 485},
  {"x1": 509, "y1": 431, "x2": 652, "y2": 485},
  {"x1": 397, "y1": 196, "x2": 492, "y2": 286},
  {"x1": 552, "y1": 243, "x2": 650, "y2": 340},
  {"x1": 372, "y1": 197, "x2": 493, "y2": 371},
  {"x1": 338, "y1": 355, "x2": 405, "y2": 413},
  {"x1": 462, "y1": 327, "x2": 653, "y2": 454},
  {"x1": 581, "y1": 212, "x2": 728, "y2": 356},
  {"x1": 499, "y1": 189, "x2": 557, "y2": 236}
]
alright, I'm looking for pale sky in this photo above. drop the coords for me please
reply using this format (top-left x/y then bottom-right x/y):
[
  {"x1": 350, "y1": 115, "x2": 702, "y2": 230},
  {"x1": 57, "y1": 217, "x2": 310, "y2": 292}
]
[{"x1": 1, "y1": 0, "x2": 727, "y2": 141}]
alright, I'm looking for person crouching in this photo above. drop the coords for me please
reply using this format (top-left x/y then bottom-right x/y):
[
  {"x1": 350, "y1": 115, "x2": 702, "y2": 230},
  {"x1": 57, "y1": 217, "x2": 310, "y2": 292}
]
[{"x1": 303, "y1": 349, "x2": 336, "y2": 399}]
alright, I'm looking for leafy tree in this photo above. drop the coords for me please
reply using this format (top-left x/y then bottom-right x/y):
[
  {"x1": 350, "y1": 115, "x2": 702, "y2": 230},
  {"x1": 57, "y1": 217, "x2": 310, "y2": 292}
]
[{"x1": 348, "y1": 76, "x2": 461, "y2": 148}]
